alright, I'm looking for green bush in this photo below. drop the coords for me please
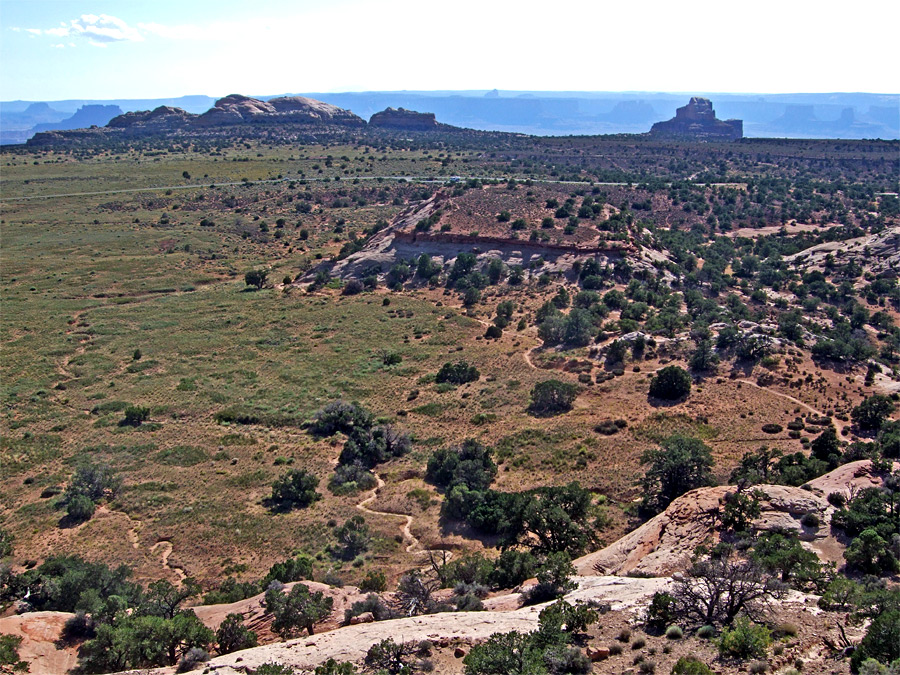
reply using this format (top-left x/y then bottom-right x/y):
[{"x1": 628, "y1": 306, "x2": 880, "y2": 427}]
[
  {"x1": 358, "y1": 570, "x2": 387, "y2": 593},
  {"x1": 215, "y1": 613, "x2": 257, "y2": 654},
  {"x1": 851, "y1": 395, "x2": 896, "y2": 431},
  {"x1": 665, "y1": 625, "x2": 684, "y2": 640},
  {"x1": 640, "y1": 434, "x2": 714, "y2": 515},
  {"x1": 269, "y1": 470, "x2": 320, "y2": 511},
  {"x1": 244, "y1": 269, "x2": 268, "y2": 289},
  {"x1": 121, "y1": 405, "x2": 150, "y2": 427},
  {"x1": 696, "y1": 625, "x2": 716, "y2": 639},
  {"x1": 717, "y1": 616, "x2": 771, "y2": 660},
  {"x1": 671, "y1": 656, "x2": 713, "y2": 675},
  {"x1": 66, "y1": 495, "x2": 96, "y2": 522},
  {"x1": 648, "y1": 365, "x2": 691, "y2": 400},
  {"x1": 0, "y1": 634, "x2": 28, "y2": 673},
  {"x1": 436, "y1": 360, "x2": 480, "y2": 385},
  {"x1": 529, "y1": 379, "x2": 577, "y2": 416},
  {"x1": 426, "y1": 439, "x2": 496, "y2": 492}
]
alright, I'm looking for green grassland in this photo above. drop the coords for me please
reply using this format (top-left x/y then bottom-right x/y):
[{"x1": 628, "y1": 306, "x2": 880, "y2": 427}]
[{"x1": 2, "y1": 135, "x2": 897, "y2": 590}]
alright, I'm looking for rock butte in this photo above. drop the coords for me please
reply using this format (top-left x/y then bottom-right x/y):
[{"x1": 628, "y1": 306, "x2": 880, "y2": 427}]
[{"x1": 650, "y1": 97, "x2": 743, "y2": 140}]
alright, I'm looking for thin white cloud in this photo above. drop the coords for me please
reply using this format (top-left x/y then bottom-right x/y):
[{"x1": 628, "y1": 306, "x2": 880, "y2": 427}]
[
  {"x1": 20, "y1": 14, "x2": 143, "y2": 45},
  {"x1": 70, "y1": 14, "x2": 143, "y2": 43}
]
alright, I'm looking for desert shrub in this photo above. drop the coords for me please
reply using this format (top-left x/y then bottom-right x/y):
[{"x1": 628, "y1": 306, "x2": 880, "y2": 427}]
[
  {"x1": 665, "y1": 625, "x2": 683, "y2": 640},
  {"x1": 332, "y1": 516, "x2": 370, "y2": 560},
  {"x1": 263, "y1": 555, "x2": 314, "y2": 586},
  {"x1": 338, "y1": 424, "x2": 411, "y2": 469},
  {"x1": 522, "y1": 552, "x2": 577, "y2": 605},
  {"x1": 365, "y1": 638, "x2": 412, "y2": 674},
  {"x1": 748, "y1": 661, "x2": 768, "y2": 674},
  {"x1": 0, "y1": 634, "x2": 28, "y2": 672},
  {"x1": 800, "y1": 512, "x2": 820, "y2": 528},
  {"x1": 436, "y1": 361, "x2": 479, "y2": 385},
  {"x1": 484, "y1": 325, "x2": 502, "y2": 339},
  {"x1": 342, "y1": 279, "x2": 364, "y2": 295},
  {"x1": 640, "y1": 434, "x2": 714, "y2": 515},
  {"x1": 358, "y1": 570, "x2": 387, "y2": 593},
  {"x1": 314, "y1": 659, "x2": 358, "y2": 675},
  {"x1": 671, "y1": 656, "x2": 713, "y2": 674},
  {"x1": 309, "y1": 401, "x2": 373, "y2": 437},
  {"x1": 595, "y1": 420, "x2": 620, "y2": 435},
  {"x1": 529, "y1": 379, "x2": 577, "y2": 416},
  {"x1": 632, "y1": 637, "x2": 646, "y2": 649},
  {"x1": 269, "y1": 469, "x2": 320, "y2": 511},
  {"x1": 774, "y1": 622, "x2": 798, "y2": 637},
  {"x1": 617, "y1": 627, "x2": 632, "y2": 642},
  {"x1": 79, "y1": 611, "x2": 214, "y2": 672},
  {"x1": 844, "y1": 528, "x2": 899, "y2": 575},
  {"x1": 176, "y1": 647, "x2": 209, "y2": 672},
  {"x1": 648, "y1": 365, "x2": 691, "y2": 400},
  {"x1": 344, "y1": 593, "x2": 394, "y2": 623},
  {"x1": 0, "y1": 528, "x2": 12, "y2": 559},
  {"x1": 851, "y1": 395, "x2": 896, "y2": 432},
  {"x1": 66, "y1": 495, "x2": 96, "y2": 522},
  {"x1": 827, "y1": 492, "x2": 847, "y2": 507},
  {"x1": 62, "y1": 611, "x2": 96, "y2": 641},
  {"x1": 537, "y1": 600, "x2": 598, "y2": 637},
  {"x1": 454, "y1": 592, "x2": 485, "y2": 612},
  {"x1": 328, "y1": 463, "x2": 377, "y2": 494},
  {"x1": 63, "y1": 464, "x2": 121, "y2": 504},
  {"x1": 696, "y1": 625, "x2": 716, "y2": 639},
  {"x1": 761, "y1": 424, "x2": 783, "y2": 434},
  {"x1": 488, "y1": 549, "x2": 537, "y2": 589},
  {"x1": 121, "y1": 405, "x2": 150, "y2": 426},
  {"x1": 264, "y1": 583, "x2": 333, "y2": 638},
  {"x1": 426, "y1": 439, "x2": 497, "y2": 492},
  {"x1": 609, "y1": 643, "x2": 623, "y2": 655},
  {"x1": 646, "y1": 591, "x2": 677, "y2": 632},
  {"x1": 639, "y1": 662, "x2": 656, "y2": 674},
  {"x1": 717, "y1": 616, "x2": 771, "y2": 660},
  {"x1": 244, "y1": 269, "x2": 267, "y2": 289},
  {"x1": 256, "y1": 664, "x2": 295, "y2": 675},
  {"x1": 216, "y1": 613, "x2": 258, "y2": 654},
  {"x1": 720, "y1": 489, "x2": 764, "y2": 534}
]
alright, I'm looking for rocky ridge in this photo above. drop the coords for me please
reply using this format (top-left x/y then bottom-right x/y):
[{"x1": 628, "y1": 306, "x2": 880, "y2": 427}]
[{"x1": 24, "y1": 96, "x2": 442, "y2": 146}]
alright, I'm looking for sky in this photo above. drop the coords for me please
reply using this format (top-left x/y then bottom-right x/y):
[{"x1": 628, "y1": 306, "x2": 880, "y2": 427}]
[{"x1": 2, "y1": 0, "x2": 898, "y2": 101}]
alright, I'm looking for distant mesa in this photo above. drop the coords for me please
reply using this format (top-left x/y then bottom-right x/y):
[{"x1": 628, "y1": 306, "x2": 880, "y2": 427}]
[
  {"x1": 650, "y1": 97, "x2": 742, "y2": 140},
  {"x1": 369, "y1": 107, "x2": 437, "y2": 131},
  {"x1": 32, "y1": 104, "x2": 122, "y2": 133}
]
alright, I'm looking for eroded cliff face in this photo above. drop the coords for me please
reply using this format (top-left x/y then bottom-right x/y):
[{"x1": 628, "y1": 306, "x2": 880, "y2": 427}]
[{"x1": 650, "y1": 97, "x2": 743, "y2": 140}]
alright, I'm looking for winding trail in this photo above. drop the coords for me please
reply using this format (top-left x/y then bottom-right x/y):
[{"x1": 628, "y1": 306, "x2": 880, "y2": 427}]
[
  {"x1": 150, "y1": 541, "x2": 187, "y2": 582},
  {"x1": 356, "y1": 474, "x2": 451, "y2": 561}
]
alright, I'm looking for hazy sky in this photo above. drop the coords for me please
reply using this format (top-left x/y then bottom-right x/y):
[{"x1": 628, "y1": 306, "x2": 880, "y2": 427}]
[{"x1": 2, "y1": 0, "x2": 898, "y2": 101}]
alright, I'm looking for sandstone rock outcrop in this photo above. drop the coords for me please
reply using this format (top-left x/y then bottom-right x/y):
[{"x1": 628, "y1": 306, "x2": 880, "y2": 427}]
[
  {"x1": 650, "y1": 97, "x2": 742, "y2": 140},
  {"x1": 269, "y1": 96, "x2": 365, "y2": 126},
  {"x1": 107, "y1": 105, "x2": 194, "y2": 129},
  {"x1": 27, "y1": 94, "x2": 364, "y2": 146},
  {"x1": 369, "y1": 107, "x2": 437, "y2": 130}
]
